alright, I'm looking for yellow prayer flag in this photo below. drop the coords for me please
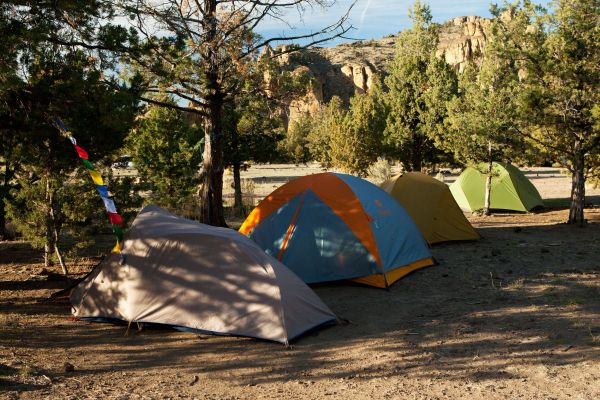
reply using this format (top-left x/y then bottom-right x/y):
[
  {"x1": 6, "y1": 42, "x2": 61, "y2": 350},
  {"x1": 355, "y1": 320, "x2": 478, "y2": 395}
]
[{"x1": 88, "y1": 170, "x2": 104, "y2": 186}]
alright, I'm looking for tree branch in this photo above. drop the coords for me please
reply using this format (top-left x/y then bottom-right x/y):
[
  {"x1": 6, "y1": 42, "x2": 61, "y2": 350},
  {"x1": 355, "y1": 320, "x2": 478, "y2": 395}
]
[{"x1": 140, "y1": 96, "x2": 208, "y2": 116}]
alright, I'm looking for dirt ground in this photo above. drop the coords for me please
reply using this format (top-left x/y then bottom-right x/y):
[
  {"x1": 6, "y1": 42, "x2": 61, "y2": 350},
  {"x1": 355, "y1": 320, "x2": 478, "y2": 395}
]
[{"x1": 1, "y1": 165, "x2": 600, "y2": 399}]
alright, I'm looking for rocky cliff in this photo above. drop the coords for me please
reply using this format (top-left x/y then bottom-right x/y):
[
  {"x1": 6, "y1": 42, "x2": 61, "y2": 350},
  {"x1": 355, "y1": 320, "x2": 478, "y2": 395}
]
[{"x1": 269, "y1": 16, "x2": 490, "y2": 125}]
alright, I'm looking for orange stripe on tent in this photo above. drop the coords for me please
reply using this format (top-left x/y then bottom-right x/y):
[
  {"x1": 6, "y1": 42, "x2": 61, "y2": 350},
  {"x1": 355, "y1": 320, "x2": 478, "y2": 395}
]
[
  {"x1": 351, "y1": 257, "x2": 434, "y2": 288},
  {"x1": 240, "y1": 173, "x2": 383, "y2": 269},
  {"x1": 277, "y1": 192, "x2": 305, "y2": 261},
  {"x1": 238, "y1": 174, "x2": 326, "y2": 235}
]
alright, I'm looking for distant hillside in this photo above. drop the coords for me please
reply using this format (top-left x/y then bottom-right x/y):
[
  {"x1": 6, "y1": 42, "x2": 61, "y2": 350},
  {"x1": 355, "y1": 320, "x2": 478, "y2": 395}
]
[{"x1": 265, "y1": 16, "x2": 489, "y2": 126}]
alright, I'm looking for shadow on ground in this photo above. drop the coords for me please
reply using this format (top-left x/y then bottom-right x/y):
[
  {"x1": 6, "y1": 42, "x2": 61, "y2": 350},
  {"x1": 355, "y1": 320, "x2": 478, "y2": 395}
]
[{"x1": 1, "y1": 219, "x2": 599, "y2": 392}]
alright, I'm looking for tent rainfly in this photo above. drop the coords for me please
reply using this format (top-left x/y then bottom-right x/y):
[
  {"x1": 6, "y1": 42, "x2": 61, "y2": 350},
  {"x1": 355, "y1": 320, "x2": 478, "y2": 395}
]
[{"x1": 70, "y1": 205, "x2": 337, "y2": 344}]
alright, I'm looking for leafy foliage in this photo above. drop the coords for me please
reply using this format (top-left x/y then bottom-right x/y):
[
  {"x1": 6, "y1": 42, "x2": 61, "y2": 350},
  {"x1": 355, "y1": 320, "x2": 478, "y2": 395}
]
[
  {"x1": 127, "y1": 100, "x2": 202, "y2": 209},
  {"x1": 329, "y1": 77, "x2": 386, "y2": 176},
  {"x1": 222, "y1": 86, "x2": 285, "y2": 209},
  {"x1": 307, "y1": 96, "x2": 346, "y2": 169},
  {"x1": 0, "y1": 2, "x2": 139, "y2": 267},
  {"x1": 280, "y1": 115, "x2": 313, "y2": 164},
  {"x1": 443, "y1": 60, "x2": 525, "y2": 168},
  {"x1": 512, "y1": 0, "x2": 599, "y2": 223},
  {"x1": 383, "y1": 0, "x2": 458, "y2": 171}
]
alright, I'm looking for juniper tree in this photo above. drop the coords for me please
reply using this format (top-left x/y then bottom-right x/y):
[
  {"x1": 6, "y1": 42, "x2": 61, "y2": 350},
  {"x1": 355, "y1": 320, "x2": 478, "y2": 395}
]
[
  {"x1": 328, "y1": 77, "x2": 386, "y2": 176},
  {"x1": 281, "y1": 115, "x2": 313, "y2": 164},
  {"x1": 222, "y1": 91, "x2": 284, "y2": 210},
  {"x1": 126, "y1": 98, "x2": 203, "y2": 210},
  {"x1": 502, "y1": 0, "x2": 600, "y2": 224},
  {"x1": 0, "y1": 0, "x2": 139, "y2": 268},
  {"x1": 0, "y1": 0, "x2": 135, "y2": 238},
  {"x1": 444, "y1": 60, "x2": 526, "y2": 215},
  {"x1": 2, "y1": 49, "x2": 138, "y2": 271},
  {"x1": 307, "y1": 96, "x2": 346, "y2": 169},
  {"x1": 383, "y1": 0, "x2": 457, "y2": 172}
]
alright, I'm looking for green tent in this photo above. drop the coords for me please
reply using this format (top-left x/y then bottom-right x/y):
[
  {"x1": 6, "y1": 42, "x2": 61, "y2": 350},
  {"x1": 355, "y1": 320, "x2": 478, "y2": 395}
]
[{"x1": 450, "y1": 162, "x2": 544, "y2": 212}]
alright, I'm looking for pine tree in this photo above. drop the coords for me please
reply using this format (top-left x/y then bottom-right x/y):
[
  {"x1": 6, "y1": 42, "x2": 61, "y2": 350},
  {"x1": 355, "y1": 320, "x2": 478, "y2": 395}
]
[
  {"x1": 126, "y1": 99, "x2": 202, "y2": 210},
  {"x1": 329, "y1": 77, "x2": 387, "y2": 176},
  {"x1": 307, "y1": 97, "x2": 347, "y2": 169},
  {"x1": 444, "y1": 57, "x2": 526, "y2": 215},
  {"x1": 222, "y1": 92, "x2": 284, "y2": 210},
  {"x1": 510, "y1": 0, "x2": 600, "y2": 224}
]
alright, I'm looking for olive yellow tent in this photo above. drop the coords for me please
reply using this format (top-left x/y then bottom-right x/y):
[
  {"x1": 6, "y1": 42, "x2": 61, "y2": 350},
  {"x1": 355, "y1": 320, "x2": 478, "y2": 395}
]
[
  {"x1": 450, "y1": 163, "x2": 544, "y2": 212},
  {"x1": 380, "y1": 172, "x2": 480, "y2": 244}
]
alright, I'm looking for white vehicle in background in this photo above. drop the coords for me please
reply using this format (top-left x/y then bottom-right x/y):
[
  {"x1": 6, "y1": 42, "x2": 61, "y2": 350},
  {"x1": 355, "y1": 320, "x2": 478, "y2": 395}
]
[{"x1": 111, "y1": 155, "x2": 134, "y2": 169}]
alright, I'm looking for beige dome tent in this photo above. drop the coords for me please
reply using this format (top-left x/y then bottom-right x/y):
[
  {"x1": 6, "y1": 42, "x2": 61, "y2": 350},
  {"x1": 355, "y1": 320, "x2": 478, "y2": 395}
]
[
  {"x1": 71, "y1": 205, "x2": 336, "y2": 344},
  {"x1": 380, "y1": 172, "x2": 480, "y2": 244}
]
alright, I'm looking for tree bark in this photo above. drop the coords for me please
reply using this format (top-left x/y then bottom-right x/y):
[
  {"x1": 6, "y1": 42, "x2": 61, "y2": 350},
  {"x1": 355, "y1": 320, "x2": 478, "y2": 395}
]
[
  {"x1": 568, "y1": 142, "x2": 585, "y2": 225},
  {"x1": 200, "y1": 98, "x2": 227, "y2": 227},
  {"x1": 198, "y1": 0, "x2": 227, "y2": 227},
  {"x1": 199, "y1": 79, "x2": 227, "y2": 225},
  {"x1": 233, "y1": 160, "x2": 242, "y2": 210},
  {"x1": 411, "y1": 131, "x2": 423, "y2": 172},
  {"x1": 54, "y1": 243, "x2": 68, "y2": 275},
  {"x1": 0, "y1": 209, "x2": 5, "y2": 240},
  {"x1": 0, "y1": 192, "x2": 6, "y2": 240},
  {"x1": 483, "y1": 141, "x2": 493, "y2": 216},
  {"x1": 44, "y1": 176, "x2": 55, "y2": 267},
  {"x1": 0, "y1": 163, "x2": 13, "y2": 240}
]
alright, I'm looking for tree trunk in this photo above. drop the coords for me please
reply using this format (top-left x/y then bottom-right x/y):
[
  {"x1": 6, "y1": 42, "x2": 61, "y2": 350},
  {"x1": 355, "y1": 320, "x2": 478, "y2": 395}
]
[
  {"x1": 233, "y1": 160, "x2": 242, "y2": 210},
  {"x1": 200, "y1": 101, "x2": 227, "y2": 226},
  {"x1": 44, "y1": 176, "x2": 55, "y2": 267},
  {"x1": 483, "y1": 141, "x2": 493, "y2": 216},
  {"x1": 53, "y1": 221, "x2": 68, "y2": 275},
  {"x1": 198, "y1": 0, "x2": 227, "y2": 227},
  {"x1": 411, "y1": 131, "x2": 423, "y2": 172},
  {"x1": 55, "y1": 244, "x2": 68, "y2": 275},
  {"x1": 0, "y1": 194, "x2": 6, "y2": 240},
  {"x1": 568, "y1": 144, "x2": 585, "y2": 225},
  {"x1": 0, "y1": 163, "x2": 13, "y2": 240},
  {"x1": 44, "y1": 242, "x2": 52, "y2": 267},
  {"x1": 411, "y1": 153, "x2": 422, "y2": 172}
]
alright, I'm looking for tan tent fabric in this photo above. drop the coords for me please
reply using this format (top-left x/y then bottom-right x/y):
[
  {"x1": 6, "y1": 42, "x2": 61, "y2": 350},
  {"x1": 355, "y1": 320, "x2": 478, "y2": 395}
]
[
  {"x1": 380, "y1": 172, "x2": 480, "y2": 244},
  {"x1": 71, "y1": 205, "x2": 336, "y2": 344}
]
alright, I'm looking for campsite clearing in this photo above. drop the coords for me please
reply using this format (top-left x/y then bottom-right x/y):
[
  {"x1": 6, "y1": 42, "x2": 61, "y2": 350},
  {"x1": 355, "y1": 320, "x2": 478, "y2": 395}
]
[{"x1": 1, "y1": 166, "x2": 600, "y2": 399}]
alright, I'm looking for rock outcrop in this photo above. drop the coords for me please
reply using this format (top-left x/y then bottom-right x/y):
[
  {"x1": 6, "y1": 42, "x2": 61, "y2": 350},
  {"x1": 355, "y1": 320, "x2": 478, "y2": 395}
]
[
  {"x1": 437, "y1": 16, "x2": 489, "y2": 72},
  {"x1": 287, "y1": 66, "x2": 324, "y2": 125},
  {"x1": 268, "y1": 16, "x2": 490, "y2": 125}
]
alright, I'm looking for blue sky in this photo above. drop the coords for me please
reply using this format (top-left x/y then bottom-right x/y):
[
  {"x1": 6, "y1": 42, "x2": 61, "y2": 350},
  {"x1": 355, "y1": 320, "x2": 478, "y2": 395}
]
[{"x1": 257, "y1": 0, "x2": 553, "y2": 46}]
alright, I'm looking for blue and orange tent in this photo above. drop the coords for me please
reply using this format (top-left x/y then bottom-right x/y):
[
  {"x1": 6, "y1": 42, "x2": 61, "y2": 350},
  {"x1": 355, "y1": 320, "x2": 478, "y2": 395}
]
[{"x1": 240, "y1": 173, "x2": 434, "y2": 288}]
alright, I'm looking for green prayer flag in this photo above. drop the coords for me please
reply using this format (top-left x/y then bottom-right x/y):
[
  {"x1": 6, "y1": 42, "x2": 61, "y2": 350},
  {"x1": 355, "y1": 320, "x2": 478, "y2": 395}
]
[
  {"x1": 113, "y1": 225, "x2": 124, "y2": 241},
  {"x1": 81, "y1": 159, "x2": 95, "y2": 171}
]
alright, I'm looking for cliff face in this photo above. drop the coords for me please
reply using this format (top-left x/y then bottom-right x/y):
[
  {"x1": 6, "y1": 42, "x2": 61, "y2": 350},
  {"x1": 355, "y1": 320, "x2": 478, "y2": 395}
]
[
  {"x1": 271, "y1": 16, "x2": 489, "y2": 124},
  {"x1": 438, "y1": 16, "x2": 489, "y2": 71}
]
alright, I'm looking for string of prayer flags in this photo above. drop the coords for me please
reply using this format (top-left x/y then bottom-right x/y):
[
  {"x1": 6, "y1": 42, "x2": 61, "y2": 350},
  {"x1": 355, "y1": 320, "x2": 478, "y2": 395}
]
[{"x1": 54, "y1": 118, "x2": 125, "y2": 257}]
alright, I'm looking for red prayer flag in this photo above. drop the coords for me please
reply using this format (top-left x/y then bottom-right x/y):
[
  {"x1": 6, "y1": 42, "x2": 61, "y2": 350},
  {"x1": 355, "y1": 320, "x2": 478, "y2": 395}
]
[
  {"x1": 108, "y1": 212, "x2": 123, "y2": 226},
  {"x1": 74, "y1": 145, "x2": 88, "y2": 159}
]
